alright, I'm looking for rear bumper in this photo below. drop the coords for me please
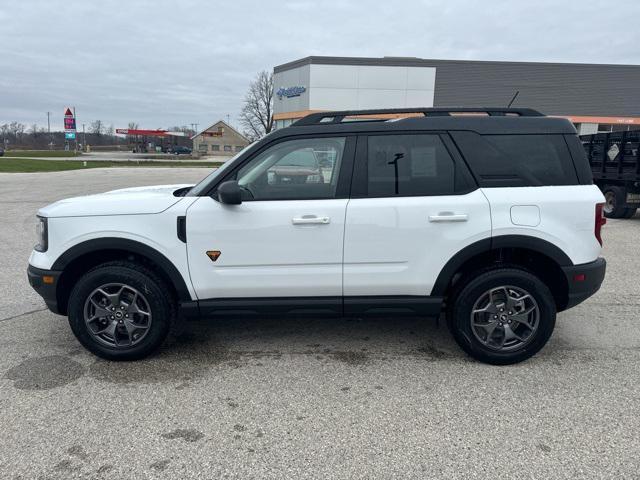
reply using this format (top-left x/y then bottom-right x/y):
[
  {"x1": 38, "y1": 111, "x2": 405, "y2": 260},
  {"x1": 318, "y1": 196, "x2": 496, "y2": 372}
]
[
  {"x1": 561, "y1": 258, "x2": 606, "y2": 310},
  {"x1": 27, "y1": 265, "x2": 63, "y2": 315}
]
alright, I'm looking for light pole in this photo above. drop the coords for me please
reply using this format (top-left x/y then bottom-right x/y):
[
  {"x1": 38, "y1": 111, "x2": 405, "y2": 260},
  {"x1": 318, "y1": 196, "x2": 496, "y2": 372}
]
[{"x1": 82, "y1": 124, "x2": 86, "y2": 151}]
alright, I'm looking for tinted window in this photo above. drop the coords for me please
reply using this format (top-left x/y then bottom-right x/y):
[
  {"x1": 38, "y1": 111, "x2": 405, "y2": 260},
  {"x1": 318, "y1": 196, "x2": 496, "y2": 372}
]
[
  {"x1": 234, "y1": 137, "x2": 345, "y2": 200},
  {"x1": 366, "y1": 134, "x2": 458, "y2": 196},
  {"x1": 564, "y1": 134, "x2": 593, "y2": 185},
  {"x1": 451, "y1": 132, "x2": 579, "y2": 187}
]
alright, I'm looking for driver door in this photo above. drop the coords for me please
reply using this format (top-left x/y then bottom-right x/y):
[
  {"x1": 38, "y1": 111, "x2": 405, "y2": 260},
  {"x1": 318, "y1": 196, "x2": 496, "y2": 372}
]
[{"x1": 185, "y1": 136, "x2": 355, "y2": 301}]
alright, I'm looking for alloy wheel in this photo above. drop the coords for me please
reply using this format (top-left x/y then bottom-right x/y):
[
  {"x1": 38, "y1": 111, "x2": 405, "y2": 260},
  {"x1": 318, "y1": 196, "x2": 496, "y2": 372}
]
[
  {"x1": 470, "y1": 285, "x2": 539, "y2": 352},
  {"x1": 83, "y1": 283, "x2": 152, "y2": 348}
]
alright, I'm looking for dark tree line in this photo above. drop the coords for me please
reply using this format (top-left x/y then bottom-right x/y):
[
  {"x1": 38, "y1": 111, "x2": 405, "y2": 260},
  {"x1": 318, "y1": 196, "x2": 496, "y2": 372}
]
[
  {"x1": 0, "y1": 121, "x2": 124, "y2": 149},
  {"x1": 1, "y1": 121, "x2": 195, "y2": 150}
]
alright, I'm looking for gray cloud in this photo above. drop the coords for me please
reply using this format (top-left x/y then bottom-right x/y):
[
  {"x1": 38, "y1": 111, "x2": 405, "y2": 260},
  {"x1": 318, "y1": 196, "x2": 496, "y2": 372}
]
[{"x1": 1, "y1": 0, "x2": 638, "y2": 131}]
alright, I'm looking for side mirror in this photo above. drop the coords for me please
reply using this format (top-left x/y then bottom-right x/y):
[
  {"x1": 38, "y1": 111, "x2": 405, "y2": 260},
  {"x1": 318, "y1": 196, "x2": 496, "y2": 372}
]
[{"x1": 217, "y1": 180, "x2": 242, "y2": 205}]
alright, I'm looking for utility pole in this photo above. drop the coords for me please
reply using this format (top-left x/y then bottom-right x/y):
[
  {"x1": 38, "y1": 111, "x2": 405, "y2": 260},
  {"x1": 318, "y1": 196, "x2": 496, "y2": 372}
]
[
  {"x1": 47, "y1": 112, "x2": 51, "y2": 149},
  {"x1": 82, "y1": 123, "x2": 86, "y2": 151}
]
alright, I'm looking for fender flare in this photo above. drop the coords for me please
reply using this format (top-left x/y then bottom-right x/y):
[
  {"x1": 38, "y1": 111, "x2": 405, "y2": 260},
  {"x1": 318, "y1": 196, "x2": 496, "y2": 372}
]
[
  {"x1": 51, "y1": 237, "x2": 192, "y2": 301},
  {"x1": 431, "y1": 235, "x2": 573, "y2": 296}
]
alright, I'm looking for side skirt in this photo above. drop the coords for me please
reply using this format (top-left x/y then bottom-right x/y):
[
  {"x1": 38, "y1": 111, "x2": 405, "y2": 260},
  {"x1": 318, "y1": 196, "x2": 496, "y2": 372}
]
[{"x1": 179, "y1": 296, "x2": 444, "y2": 320}]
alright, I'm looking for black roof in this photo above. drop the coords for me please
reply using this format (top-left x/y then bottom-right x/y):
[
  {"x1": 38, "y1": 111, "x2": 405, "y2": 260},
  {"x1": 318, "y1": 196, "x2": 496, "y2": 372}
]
[
  {"x1": 274, "y1": 55, "x2": 640, "y2": 73},
  {"x1": 270, "y1": 107, "x2": 577, "y2": 138}
]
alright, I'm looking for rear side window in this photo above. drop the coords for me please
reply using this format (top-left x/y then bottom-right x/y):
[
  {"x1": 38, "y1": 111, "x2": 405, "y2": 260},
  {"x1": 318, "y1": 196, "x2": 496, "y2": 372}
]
[
  {"x1": 365, "y1": 134, "x2": 466, "y2": 197},
  {"x1": 451, "y1": 132, "x2": 579, "y2": 187},
  {"x1": 564, "y1": 134, "x2": 593, "y2": 185}
]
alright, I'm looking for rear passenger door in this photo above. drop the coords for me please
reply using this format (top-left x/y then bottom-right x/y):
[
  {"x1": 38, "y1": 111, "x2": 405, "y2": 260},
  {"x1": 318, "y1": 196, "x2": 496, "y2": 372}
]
[{"x1": 343, "y1": 133, "x2": 491, "y2": 297}]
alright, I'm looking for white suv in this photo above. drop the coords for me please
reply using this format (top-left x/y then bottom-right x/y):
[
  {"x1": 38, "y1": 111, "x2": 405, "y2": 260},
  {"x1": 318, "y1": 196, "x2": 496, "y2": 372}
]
[{"x1": 27, "y1": 108, "x2": 607, "y2": 364}]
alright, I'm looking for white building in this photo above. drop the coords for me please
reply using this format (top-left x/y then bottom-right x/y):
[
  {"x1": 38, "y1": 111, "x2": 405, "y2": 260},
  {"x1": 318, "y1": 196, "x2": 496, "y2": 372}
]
[{"x1": 273, "y1": 58, "x2": 436, "y2": 129}]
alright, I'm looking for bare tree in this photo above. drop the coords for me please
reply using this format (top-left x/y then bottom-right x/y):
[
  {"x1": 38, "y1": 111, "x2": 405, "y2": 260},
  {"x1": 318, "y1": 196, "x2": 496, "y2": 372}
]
[
  {"x1": 169, "y1": 125, "x2": 195, "y2": 137},
  {"x1": 1, "y1": 124, "x2": 9, "y2": 147},
  {"x1": 104, "y1": 124, "x2": 114, "y2": 137},
  {"x1": 90, "y1": 120, "x2": 104, "y2": 136},
  {"x1": 126, "y1": 122, "x2": 139, "y2": 143},
  {"x1": 239, "y1": 70, "x2": 274, "y2": 140},
  {"x1": 9, "y1": 121, "x2": 25, "y2": 139}
]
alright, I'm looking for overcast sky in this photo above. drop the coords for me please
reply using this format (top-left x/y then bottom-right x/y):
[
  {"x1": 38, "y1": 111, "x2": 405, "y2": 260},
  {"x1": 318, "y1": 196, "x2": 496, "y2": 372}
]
[{"x1": 1, "y1": 0, "x2": 638, "y2": 132}]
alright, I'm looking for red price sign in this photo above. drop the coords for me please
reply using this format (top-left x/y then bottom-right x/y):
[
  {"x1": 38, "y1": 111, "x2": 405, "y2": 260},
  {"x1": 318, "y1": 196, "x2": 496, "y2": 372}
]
[{"x1": 64, "y1": 117, "x2": 76, "y2": 130}]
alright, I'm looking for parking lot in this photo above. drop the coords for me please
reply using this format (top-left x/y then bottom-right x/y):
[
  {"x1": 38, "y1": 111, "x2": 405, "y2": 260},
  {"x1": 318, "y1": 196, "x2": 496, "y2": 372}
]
[{"x1": 1, "y1": 168, "x2": 639, "y2": 479}]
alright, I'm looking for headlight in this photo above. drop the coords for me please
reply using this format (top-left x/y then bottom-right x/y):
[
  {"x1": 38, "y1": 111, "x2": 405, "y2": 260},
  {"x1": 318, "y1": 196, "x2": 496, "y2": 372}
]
[{"x1": 35, "y1": 216, "x2": 48, "y2": 252}]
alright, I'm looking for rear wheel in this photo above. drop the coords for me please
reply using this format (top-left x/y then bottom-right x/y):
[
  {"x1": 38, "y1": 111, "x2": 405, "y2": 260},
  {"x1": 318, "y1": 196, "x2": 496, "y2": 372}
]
[
  {"x1": 67, "y1": 261, "x2": 175, "y2": 360},
  {"x1": 603, "y1": 186, "x2": 628, "y2": 219},
  {"x1": 447, "y1": 268, "x2": 556, "y2": 365}
]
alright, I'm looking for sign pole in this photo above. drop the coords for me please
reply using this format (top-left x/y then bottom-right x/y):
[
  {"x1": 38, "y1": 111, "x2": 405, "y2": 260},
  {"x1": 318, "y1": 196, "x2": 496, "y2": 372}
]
[
  {"x1": 73, "y1": 107, "x2": 78, "y2": 151},
  {"x1": 63, "y1": 107, "x2": 77, "y2": 149}
]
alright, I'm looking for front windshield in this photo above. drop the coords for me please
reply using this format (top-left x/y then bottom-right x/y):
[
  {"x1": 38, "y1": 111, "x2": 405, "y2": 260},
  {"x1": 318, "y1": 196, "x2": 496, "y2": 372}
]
[{"x1": 187, "y1": 142, "x2": 256, "y2": 196}]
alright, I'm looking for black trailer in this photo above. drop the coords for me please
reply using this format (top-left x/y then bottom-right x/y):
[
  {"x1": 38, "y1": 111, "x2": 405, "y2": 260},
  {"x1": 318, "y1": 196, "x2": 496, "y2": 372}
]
[{"x1": 580, "y1": 130, "x2": 640, "y2": 218}]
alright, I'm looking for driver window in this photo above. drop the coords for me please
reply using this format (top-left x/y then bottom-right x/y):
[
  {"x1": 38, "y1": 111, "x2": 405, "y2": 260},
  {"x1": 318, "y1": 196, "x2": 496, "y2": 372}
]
[{"x1": 234, "y1": 137, "x2": 345, "y2": 200}]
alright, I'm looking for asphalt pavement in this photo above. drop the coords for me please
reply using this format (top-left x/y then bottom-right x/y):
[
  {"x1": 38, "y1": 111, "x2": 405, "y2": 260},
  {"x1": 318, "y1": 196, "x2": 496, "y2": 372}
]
[{"x1": 0, "y1": 168, "x2": 638, "y2": 479}]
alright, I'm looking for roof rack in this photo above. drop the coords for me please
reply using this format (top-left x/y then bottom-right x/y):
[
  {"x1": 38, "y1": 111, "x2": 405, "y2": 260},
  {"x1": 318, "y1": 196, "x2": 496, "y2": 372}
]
[{"x1": 292, "y1": 107, "x2": 544, "y2": 126}]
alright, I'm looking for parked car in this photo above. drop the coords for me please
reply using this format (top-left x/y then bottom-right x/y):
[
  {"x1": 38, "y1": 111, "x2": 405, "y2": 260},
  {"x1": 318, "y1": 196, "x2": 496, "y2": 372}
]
[
  {"x1": 169, "y1": 145, "x2": 192, "y2": 155},
  {"x1": 27, "y1": 107, "x2": 606, "y2": 365},
  {"x1": 0, "y1": 147, "x2": 4, "y2": 156},
  {"x1": 268, "y1": 148, "x2": 324, "y2": 184}
]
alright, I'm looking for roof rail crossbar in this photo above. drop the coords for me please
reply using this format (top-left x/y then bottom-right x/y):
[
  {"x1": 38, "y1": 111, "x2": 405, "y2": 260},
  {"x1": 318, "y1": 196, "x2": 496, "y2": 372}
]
[{"x1": 292, "y1": 107, "x2": 544, "y2": 126}]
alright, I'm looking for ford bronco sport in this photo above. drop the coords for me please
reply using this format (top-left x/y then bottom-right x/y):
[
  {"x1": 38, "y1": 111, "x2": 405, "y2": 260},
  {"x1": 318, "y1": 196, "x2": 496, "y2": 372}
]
[{"x1": 28, "y1": 107, "x2": 607, "y2": 364}]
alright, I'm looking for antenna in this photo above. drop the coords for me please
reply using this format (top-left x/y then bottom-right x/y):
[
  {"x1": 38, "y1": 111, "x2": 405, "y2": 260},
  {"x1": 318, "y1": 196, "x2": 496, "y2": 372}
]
[{"x1": 507, "y1": 91, "x2": 520, "y2": 108}]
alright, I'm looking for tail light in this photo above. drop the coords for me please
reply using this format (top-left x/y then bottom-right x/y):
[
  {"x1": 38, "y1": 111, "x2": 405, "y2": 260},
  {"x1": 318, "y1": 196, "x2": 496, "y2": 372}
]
[{"x1": 595, "y1": 203, "x2": 606, "y2": 246}]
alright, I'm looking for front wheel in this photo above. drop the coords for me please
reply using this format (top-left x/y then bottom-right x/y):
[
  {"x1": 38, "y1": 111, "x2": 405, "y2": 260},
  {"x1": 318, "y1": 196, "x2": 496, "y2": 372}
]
[
  {"x1": 67, "y1": 261, "x2": 175, "y2": 360},
  {"x1": 447, "y1": 268, "x2": 556, "y2": 365}
]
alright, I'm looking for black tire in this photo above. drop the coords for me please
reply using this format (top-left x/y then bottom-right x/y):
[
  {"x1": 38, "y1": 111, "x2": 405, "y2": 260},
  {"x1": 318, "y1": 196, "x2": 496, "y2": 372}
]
[
  {"x1": 67, "y1": 261, "x2": 176, "y2": 360},
  {"x1": 602, "y1": 186, "x2": 627, "y2": 219},
  {"x1": 447, "y1": 268, "x2": 556, "y2": 365},
  {"x1": 622, "y1": 207, "x2": 637, "y2": 219}
]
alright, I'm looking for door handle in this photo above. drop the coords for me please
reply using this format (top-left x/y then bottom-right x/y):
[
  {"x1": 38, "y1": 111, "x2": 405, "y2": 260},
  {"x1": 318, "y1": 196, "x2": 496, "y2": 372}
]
[
  {"x1": 292, "y1": 215, "x2": 330, "y2": 225},
  {"x1": 428, "y1": 213, "x2": 468, "y2": 222}
]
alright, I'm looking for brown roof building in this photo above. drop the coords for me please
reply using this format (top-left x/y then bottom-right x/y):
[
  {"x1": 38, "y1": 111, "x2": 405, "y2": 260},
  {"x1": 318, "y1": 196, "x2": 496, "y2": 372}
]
[{"x1": 191, "y1": 120, "x2": 250, "y2": 156}]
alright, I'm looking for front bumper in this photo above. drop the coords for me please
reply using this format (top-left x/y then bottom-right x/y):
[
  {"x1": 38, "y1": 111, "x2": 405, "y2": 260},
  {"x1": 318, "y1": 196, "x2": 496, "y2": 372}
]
[
  {"x1": 27, "y1": 265, "x2": 63, "y2": 315},
  {"x1": 561, "y1": 258, "x2": 606, "y2": 310}
]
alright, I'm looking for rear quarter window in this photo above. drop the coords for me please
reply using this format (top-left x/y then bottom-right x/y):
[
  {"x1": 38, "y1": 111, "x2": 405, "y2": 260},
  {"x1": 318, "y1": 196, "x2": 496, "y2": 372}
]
[{"x1": 451, "y1": 132, "x2": 580, "y2": 187}]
